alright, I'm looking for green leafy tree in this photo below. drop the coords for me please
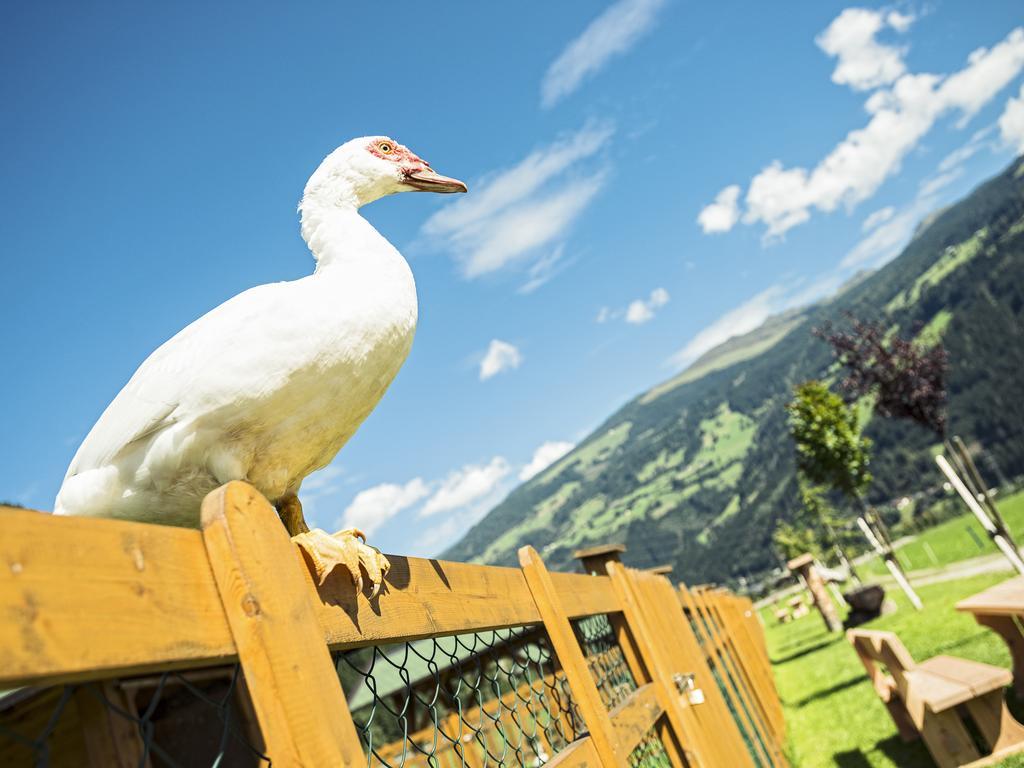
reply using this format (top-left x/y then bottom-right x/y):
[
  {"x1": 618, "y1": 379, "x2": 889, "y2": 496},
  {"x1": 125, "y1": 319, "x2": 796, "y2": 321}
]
[
  {"x1": 772, "y1": 522, "x2": 819, "y2": 561},
  {"x1": 772, "y1": 480, "x2": 850, "y2": 561},
  {"x1": 787, "y1": 380, "x2": 872, "y2": 500}
]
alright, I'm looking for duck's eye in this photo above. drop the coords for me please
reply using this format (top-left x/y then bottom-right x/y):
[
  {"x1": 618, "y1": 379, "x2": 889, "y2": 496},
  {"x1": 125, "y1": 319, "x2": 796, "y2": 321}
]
[{"x1": 378, "y1": 142, "x2": 394, "y2": 154}]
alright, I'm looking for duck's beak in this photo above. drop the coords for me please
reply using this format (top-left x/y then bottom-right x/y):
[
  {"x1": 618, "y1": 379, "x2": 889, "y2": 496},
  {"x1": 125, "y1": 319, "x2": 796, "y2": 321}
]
[{"x1": 404, "y1": 167, "x2": 468, "y2": 194}]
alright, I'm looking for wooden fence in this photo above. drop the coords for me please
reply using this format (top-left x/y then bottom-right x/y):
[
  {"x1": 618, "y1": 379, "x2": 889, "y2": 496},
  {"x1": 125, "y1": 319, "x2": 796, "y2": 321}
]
[{"x1": 0, "y1": 481, "x2": 786, "y2": 767}]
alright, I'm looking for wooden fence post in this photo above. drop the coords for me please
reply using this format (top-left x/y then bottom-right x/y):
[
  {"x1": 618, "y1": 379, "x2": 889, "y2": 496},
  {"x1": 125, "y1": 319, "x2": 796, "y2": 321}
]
[
  {"x1": 607, "y1": 562, "x2": 755, "y2": 768},
  {"x1": 200, "y1": 482, "x2": 364, "y2": 767},
  {"x1": 683, "y1": 587, "x2": 784, "y2": 767},
  {"x1": 679, "y1": 587, "x2": 776, "y2": 768},
  {"x1": 519, "y1": 546, "x2": 623, "y2": 768},
  {"x1": 573, "y1": 546, "x2": 687, "y2": 768},
  {"x1": 703, "y1": 590, "x2": 787, "y2": 748}
]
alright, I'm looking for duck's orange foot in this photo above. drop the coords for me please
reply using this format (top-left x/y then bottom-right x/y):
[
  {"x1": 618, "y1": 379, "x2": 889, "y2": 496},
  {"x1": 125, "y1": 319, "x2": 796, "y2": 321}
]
[{"x1": 292, "y1": 527, "x2": 391, "y2": 597}]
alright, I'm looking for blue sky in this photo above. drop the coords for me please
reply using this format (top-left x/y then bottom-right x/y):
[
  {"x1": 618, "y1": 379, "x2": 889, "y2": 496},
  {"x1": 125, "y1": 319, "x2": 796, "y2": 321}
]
[{"x1": 3, "y1": 1, "x2": 1024, "y2": 557}]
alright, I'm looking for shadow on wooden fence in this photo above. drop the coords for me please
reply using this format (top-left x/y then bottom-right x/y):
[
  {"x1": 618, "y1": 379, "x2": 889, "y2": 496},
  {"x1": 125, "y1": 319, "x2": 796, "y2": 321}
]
[{"x1": 0, "y1": 481, "x2": 787, "y2": 767}]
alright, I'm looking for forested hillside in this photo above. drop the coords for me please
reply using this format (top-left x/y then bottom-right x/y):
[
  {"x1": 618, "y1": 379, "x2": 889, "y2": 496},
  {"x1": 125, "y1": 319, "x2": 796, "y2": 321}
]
[{"x1": 444, "y1": 157, "x2": 1024, "y2": 583}]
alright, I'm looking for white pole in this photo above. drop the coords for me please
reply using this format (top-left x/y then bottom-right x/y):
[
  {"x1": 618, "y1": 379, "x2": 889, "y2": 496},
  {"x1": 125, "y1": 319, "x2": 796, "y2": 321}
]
[
  {"x1": 857, "y1": 516, "x2": 884, "y2": 553},
  {"x1": 857, "y1": 517, "x2": 923, "y2": 610},
  {"x1": 884, "y1": 558, "x2": 923, "y2": 611},
  {"x1": 936, "y1": 455, "x2": 1024, "y2": 576}
]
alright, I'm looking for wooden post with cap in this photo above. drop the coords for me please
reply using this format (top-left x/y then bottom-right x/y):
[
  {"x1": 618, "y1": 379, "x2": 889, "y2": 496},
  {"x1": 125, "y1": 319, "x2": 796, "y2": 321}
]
[{"x1": 787, "y1": 553, "x2": 841, "y2": 632}]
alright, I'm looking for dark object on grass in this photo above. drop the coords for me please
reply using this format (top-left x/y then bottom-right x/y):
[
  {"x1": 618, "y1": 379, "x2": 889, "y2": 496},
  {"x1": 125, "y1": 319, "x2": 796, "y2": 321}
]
[{"x1": 843, "y1": 584, "x2": 886, "y2": 628}]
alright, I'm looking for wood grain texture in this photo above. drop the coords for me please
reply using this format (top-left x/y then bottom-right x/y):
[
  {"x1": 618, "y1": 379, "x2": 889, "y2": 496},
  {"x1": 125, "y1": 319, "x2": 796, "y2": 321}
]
[
  {"x1": 0, "y1": 507, "x2": 235, "y2": 687},
  {"x1": 544, "y1": 737, "x2": 602, "y2": 768},
  {"x1": 696, "y1": 588, "x2": 787, "y2": 764},
  {"x1": 706, "y1": 590, "x2": 786, "y2": 746},
  {"x1": 679, "y1": 586, "x2": 777, "y2": 768},
  {"x1": 606, "y1": 564, "x2": 710, "y2": 768},
  {"x1": 200, "y1": 481, "x2": 362, "y2": 767},
  {"x1": 654, "y1": 575, "x2": 755, "y2": 768},
  {"x1": 550, "y1": 571, "x2": 621, "y2": 618},
  {"x1": 608, "y1": 683, "x2": 663, "y2": 755},
  {"x1": 0, "y1": 505, "x2": 621, "y2": 687},
  {"x1": 309, "y1": 554, "x2": 543, "y2": 650},
  {"x1": 519, "y1": 545, "x2": 623, "y2": 768},
  {"x1": 956, "y1": 576, "x2": 1024, "y2": 615}
]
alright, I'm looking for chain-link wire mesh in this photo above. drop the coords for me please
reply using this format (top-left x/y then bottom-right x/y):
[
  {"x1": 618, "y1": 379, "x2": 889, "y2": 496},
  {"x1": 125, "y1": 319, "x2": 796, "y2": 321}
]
[
  {"x1": 337, "y1": 625, "x2": 584, "y2": 767},
  {"x1": 570, "y1": 614, "x2": 637, "y2": 709},
  {"x1": 626, "y1": 726, "x2": 672, "y2": 768},
  {"x1": 0, "y1": 664, "x2": 269, "y2": 767}
]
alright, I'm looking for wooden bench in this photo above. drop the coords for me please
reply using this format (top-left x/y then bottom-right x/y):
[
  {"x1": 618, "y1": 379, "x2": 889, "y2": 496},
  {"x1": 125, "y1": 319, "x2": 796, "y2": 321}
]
[{"x1": 849, "y1": 629, "x2": 1024, "y2": 767}]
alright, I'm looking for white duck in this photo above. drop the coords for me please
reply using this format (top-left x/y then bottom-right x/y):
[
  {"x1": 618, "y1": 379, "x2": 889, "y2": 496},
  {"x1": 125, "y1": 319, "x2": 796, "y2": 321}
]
[{"x1": 55, "y1": 136, "x2": 466, "y2": 594}]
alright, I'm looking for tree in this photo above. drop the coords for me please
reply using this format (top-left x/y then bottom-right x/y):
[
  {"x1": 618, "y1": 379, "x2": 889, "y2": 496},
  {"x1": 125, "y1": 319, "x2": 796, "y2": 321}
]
[
  {"x1": 786, "y1": 380, "x2": 871, "y2": 498},
  {"x1": 772, "y1": 480, "x2": 857, "y2": 575},
  {"x1": 815, "y1": 316, "x2": 948, "y2": 438},
  {"x1": 772, "y1": 522, "x2": 819, "y2": 561},
  {"x1": 787, "y1": 379, "x2": 921, "y2": 607}
]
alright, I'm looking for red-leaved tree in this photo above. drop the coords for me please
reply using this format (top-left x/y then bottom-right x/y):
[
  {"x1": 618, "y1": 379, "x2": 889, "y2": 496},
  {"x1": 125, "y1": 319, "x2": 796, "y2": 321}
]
[{"x1": 814, "y1": 316, "x2": 949, "y2": 438}]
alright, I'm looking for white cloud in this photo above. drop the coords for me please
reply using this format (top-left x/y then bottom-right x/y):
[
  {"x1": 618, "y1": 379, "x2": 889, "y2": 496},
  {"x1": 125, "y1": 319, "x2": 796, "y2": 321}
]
[
  {"x1": 668, "y1": 287, "x2": 784, "y2": 369},
  {"x1": 625, "y1": 302, "x2": 652, "y2": 324},
  {"x1": 541, "y1": 0, "x2": 667, "y2": 108},
  {"x1": 918, "y1": 167, "x2": 963, "y2": 198},
  {"x1": 667, "y1": 276, "x2": 846, "y2": 370},
  {"x1": 887, "y1": 10, "x2": 915, "y2": 34},
  {"x1": 480, "y1": 340, "x2": 523, "y2": 381},
  {"x1": 938, "y1": 126, "x2": 993, "y2": 171},
  {"x1": 340, "y1": 478, "x2": 430, "y2": 536},
  {"x1": 705, "y1": 23, "x2": 1024, "y2": 240},
  {"x1": 862, "y1": 206, "x2": 895, "y2": 231},
  {"x1": 423, "y1": 123, "x2": 612, "y2": 279},
  {"x1": 595, "y1": 306, "x2": 612, "y2": 323},
  {"x1": 697, "y1": 185, "x2": 741, "y2": 233},
  {"x1": 843, "y1": 123, "x2": 998, "y2": 271},
  {"x1": 625, "y1": 287, "x2": 670, "y2": 324},
  {"x1": 841, "y1": 201, "x2": 930, "y2": 269},
  {"x1": 422, "y1": 457, "x2": 511, "y2": 517},
  {"x1": 520, "y1": 441, "x2": 575, "y2": 481},
  {"x1": 518, "y1": 245, "x2": 571, "y2": 294},
  {"x1": 999, "y1": 83, "x2": 1024, "y2": 153},
  {"x1": 816, "y1": 8, "x2": 912, "y2": 91}
]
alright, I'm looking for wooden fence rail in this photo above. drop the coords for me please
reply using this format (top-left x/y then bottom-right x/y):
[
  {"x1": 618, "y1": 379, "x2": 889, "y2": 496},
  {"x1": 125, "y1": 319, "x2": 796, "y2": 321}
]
[{"x1": 0, "y1": 481, "x2": 786, "y2": 767}]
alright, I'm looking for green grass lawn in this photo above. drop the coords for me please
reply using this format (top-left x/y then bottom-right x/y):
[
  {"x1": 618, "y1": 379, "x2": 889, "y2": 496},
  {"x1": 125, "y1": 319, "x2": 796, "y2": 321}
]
[
  {"x1": 765, "y1": 571, "x2": 1024, "y2": 767},
  {"x1": 858, "y1": 489, "x2": 1024, "y2": 578}
]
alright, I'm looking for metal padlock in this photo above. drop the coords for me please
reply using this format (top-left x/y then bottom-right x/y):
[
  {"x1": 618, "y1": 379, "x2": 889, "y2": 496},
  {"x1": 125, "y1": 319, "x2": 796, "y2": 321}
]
[{"x1": 672, "y1": 672, "x2": 704, "y2": 704}]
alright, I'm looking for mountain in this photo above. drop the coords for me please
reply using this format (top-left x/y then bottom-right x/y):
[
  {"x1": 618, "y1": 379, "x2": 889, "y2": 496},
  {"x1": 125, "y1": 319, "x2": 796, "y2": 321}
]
[{"x1": 444, "y1": 157, "x2": 1024, "y2": 583}]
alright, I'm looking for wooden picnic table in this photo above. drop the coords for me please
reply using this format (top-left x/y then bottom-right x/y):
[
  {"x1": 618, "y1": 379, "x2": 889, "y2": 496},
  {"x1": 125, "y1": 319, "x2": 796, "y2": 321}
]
[{"x1": 956, "y1": 575, "x2": 1024, "y2": 696}]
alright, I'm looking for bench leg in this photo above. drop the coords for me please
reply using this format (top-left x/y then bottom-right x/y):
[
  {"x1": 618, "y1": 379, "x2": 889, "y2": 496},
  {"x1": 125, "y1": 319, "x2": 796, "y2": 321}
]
[
  {"x1": 885, "y1": 696, "x2": 920, "y2": 742},
  {"x1": 920, "y1": 710, "x2": 981, "y2": 768},
  {"x1": 964, "y1": 691, "x2": 1024, "y2": 753}
]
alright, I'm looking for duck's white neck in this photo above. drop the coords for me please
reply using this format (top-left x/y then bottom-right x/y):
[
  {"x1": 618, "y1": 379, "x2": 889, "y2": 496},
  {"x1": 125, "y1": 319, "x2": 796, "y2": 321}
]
[{"x1": 299, "y1": 199, "x2": 399, "y2": 274}]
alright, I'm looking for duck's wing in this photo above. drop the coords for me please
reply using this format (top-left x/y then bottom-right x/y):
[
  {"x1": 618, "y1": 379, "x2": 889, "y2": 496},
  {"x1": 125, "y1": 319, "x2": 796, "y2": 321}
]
[{"x1": 64, "y1": 281, "x2": 291, "y2": 479}]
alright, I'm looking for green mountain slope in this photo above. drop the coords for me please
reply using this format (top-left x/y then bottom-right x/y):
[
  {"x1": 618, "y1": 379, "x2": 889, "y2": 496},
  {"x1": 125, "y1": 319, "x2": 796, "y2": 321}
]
[{"x1": 444, "y1": 156, "x2": 1024, "y2": 583}]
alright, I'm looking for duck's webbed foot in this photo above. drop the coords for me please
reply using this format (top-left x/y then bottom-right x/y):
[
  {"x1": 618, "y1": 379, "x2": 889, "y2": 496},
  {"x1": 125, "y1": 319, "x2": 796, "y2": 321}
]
[
  {"x1": 292, "y1": 528, "x2": 391, "y2": 596},
  {"x1": 276, "y1": 494, "x2": 390, "y2": 595}
]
